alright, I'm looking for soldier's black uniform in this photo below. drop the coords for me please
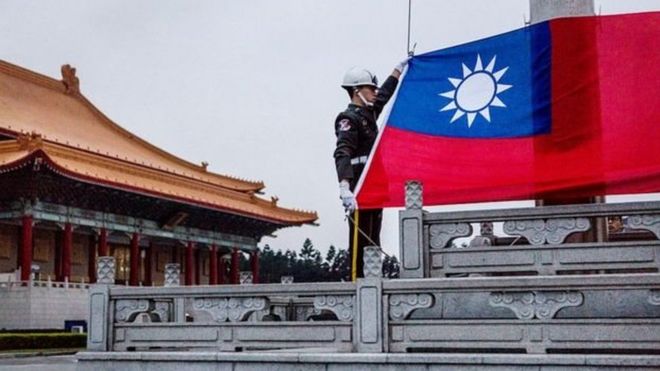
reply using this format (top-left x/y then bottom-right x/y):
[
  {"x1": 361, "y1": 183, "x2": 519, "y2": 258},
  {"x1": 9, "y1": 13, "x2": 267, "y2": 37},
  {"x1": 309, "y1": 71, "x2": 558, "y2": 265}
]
[{"x1": 333, "y1": 75, "x2": 399, "y2": 278}]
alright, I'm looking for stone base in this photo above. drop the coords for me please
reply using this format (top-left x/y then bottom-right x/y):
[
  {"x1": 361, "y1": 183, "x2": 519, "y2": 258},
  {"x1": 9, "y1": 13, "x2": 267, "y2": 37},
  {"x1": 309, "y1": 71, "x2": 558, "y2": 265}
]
[{"x1": 77, "y1": 351, "x2": 660, "y2": 370}]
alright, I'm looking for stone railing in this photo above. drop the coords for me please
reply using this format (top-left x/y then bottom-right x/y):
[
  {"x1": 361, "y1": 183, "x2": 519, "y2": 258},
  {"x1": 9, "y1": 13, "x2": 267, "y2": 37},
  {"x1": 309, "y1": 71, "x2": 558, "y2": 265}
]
[
  {"x1": 88, "y1": 247, "x2": 660, "y2": 354},
  {"x1": 0, "y1": 278, "x2": 90, "y2": 290},
  {"x1": 399, "y1": 181, "x2": 660, "y2": 278}
]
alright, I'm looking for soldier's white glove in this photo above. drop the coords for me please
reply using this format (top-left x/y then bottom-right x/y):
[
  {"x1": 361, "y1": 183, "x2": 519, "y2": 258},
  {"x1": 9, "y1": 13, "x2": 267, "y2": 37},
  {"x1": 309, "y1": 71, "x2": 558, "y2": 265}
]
[
  {"x1": 394, "y1": 58, "x2": 410, "y2": 74},
  {"x1": 339, "y1": 180, "x2": 356, "y2": 212}
]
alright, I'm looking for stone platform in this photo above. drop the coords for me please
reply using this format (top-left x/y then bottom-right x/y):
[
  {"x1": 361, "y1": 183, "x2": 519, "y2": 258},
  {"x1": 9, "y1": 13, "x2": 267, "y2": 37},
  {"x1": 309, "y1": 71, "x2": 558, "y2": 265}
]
[{"x1": 76, "y1": 351, "x2": 660, "y2": 370}]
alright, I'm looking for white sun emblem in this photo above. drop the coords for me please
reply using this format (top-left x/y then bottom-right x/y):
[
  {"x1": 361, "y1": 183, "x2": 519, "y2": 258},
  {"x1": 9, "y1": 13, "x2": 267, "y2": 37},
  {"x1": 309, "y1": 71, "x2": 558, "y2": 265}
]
[{"x1": 438, "y1": 55, "x2": 512, "y2": 127}]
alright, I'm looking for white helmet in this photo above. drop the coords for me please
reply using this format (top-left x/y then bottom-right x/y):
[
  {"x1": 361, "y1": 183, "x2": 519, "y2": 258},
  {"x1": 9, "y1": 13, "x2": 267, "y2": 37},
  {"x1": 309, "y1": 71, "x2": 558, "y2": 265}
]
[{"x1": 341, "y1": 67, "x2": 378, "y2": 89}]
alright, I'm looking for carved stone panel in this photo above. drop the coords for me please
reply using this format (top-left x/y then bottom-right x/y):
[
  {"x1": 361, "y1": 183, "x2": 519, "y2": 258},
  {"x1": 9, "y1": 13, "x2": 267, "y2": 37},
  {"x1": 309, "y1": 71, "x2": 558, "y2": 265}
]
[
  {"x1": 115, "y1": 299, "x2": 149, "y2": 323},
  {"x1": 389, "y1": 293, "x2": 434, "y2": 321},
  {"x1": 240, "y1": 271, "x2": 253, "y2": 284},
  {"x1": 405, "y1": 181, "x2": 423, "y2": 210},
  {"x1": 363, "y1": 246, "x2": 382, "y2": 278},
  {"x1": 295, "y1": 306, "x2": 322, "y2": 321},
  {"x1": 503, "y1": 218, "x2": 590, "y2": 245},
  {"x1": 96, "y1": 256, "x2": 116, "y2": 284},
  {"x1": 489, "y1": 291, "x2": 583, "y2": 319},
  {"x1": 164, "y1": 263, "x2": 180, "y2": 287},
  {"x1": 152, "y1": 302, "x2": 170, "y2": 322},
  {"x1": 628, "y1": 215, "x2": 660, "y2": 239},
  {"x1": 192, "y1": 297, "x2": 268, "y2": 322},
  {"x1": 314, "y1": 295, "x2": 354, "y2": 322},
  {"x1": 649, "y1": 290, "x2": 660, "y2": 306},
  {"x1": 429, "y1": 223, "x2": 472, "y2": 249}
]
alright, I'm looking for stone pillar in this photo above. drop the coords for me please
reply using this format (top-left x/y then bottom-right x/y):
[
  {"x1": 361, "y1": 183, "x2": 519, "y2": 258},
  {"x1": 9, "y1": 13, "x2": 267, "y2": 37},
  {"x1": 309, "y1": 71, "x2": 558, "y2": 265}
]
[
  {"x1": 129, "y1": 232, "x2": 140, "y2": 286},
  {"x1": 62, "y1": 223, "x2": 73, "y2": 281},
  {"x1": 88, "y1": 234, "x2": 97, "y2": 284},
  {"x1": 97, "y1": 228, "x2": 109, "y2": 257},
  {"x1": 530, "y1": 0, "x2": 594, "y2": 23},
  {"x1": 230, "y1": 248, "x2": 240, "y2": 284},
  {"x1": 209, "y1": 245, "x2": 218, "y2": 285},
  {"x1": 185, "y1": 241, "x2": 194, "y2": 286},
  {"x1": 164, "y1": 263, "x2": 185, "y2": 323},
  {"x1": 89, "y1": 256, "x2": 115, "y2": 351},
  {"x1": 356, "y1": 246, "x2": 383, "y2": 352},
  {"x1": 250, "y1": 250, "x2": 260, "y2": 284},
  {"x1": 218, "y1": 255, "x2": 227, "y2": 284},
  {"x1": 399, "y1": 181, "x2": 427, "y2": 278},
  {"x1": 194, "y1": 247, "x2": 201, "y2": 285},
  {"x1": 144, "y1": 241, "x2": 153, "y2": 286},
  {"x1": 20, "y1": 215, "x2": 33, "y2": 281}
]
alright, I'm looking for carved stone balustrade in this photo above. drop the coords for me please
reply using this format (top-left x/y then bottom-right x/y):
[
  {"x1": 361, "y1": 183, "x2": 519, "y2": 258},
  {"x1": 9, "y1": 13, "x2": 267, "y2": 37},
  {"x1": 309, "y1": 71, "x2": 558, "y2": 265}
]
[
  {"x1": 405, "y1": 198, "x2": 660, "y2": 277},
  {"x1": 86, "y1": 272, "x2": 660, "y2": 355}
]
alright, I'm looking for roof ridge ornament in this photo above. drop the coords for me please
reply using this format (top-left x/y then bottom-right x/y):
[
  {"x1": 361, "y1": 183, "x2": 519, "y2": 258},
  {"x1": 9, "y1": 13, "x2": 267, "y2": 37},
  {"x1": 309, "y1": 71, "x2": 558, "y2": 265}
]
[
  {"x1": 17, "y1": 131, "x2": 44, "y2": 151},
  {"x1": 61, "y1": 64, "x2": 80, "y2": 94}
]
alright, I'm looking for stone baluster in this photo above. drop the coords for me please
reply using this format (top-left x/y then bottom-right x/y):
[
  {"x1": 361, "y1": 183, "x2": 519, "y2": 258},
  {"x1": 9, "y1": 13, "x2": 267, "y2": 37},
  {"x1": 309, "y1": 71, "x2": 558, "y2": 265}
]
[
  {"x1": 356, "y1": 245, "x2": 383, "y2": 352},
  {"x1": 88, "y1": 256, "x2": 115, "y2": 351},
  {"x1": 164, "y1": 263, "x2": 185, "y2": 323},
  {"x1": 399, "y1": 180, "x2": 428, "y2": 278}
]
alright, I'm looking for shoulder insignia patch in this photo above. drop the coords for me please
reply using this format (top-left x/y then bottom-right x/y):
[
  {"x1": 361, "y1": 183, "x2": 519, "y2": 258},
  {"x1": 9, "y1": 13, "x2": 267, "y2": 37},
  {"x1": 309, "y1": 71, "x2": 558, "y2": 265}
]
[{"x1": 338, "y1": 119, "x2": 352, "y2": 131}]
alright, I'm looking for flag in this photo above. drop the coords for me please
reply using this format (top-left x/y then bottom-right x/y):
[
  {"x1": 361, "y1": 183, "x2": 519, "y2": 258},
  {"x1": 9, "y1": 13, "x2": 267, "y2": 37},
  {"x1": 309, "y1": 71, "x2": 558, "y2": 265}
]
[{"x1": 356, "y1": 12, "x2": 660, "y2": 209}]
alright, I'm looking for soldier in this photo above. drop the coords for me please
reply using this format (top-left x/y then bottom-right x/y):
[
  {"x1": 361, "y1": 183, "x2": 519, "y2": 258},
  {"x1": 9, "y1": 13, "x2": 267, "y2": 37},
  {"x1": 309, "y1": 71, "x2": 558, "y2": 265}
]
[{"x1": 334, "y1": 60, "x2": 406, "y2": 279}]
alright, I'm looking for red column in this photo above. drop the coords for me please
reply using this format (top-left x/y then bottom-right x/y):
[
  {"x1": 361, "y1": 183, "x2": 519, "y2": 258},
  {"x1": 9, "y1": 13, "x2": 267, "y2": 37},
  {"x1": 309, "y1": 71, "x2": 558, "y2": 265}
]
[
  {"x1": 250, "y1": 250, "x2": 260, "y2": 284},
  {"x1": 88, "y1": 235, "x2": 96, "y2": 284},
  {"x1": 185, "y1": 242, "x2": 194, "y2": 286},
  {"x1": 209, "y1": 245, "x2": 218, "y2": 285},
  {"x1": 98, "y1": 228, "x2": 108, "y2": 257},
  {"x1": 129, "y1": 232, "x2": 139, "y2": 286},
  {"x1": 61, "y1": 223, "x2": 72, "y2": 282},
  {"x1": 230, "y1": 248, "x2": 240, "y2": 284},
  {"x1": 218, "y1": 255, "x2": 226, "y2": 284},
  {"x1": 194, "y1": 247, "x2": 201, "y2": 285},
  {"x1": 20, "y1": 216, "x2": 33, "y2": 281},
  {"x1": 144, "y1": 241, "x2": 153, "y2": 286}
]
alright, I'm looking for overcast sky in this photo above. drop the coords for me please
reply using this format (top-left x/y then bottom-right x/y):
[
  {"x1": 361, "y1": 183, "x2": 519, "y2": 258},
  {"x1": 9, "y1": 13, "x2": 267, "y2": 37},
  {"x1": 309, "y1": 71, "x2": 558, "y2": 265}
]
[{"x1": 2, "y1": 0, "x2": 659, "y2": 257}]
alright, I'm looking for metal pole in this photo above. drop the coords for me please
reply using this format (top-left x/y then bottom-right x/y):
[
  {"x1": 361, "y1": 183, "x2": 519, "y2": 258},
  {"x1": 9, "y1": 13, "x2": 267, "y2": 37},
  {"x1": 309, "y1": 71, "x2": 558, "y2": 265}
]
[{"x1": 407, "y1": 0, "x2": 412, "y2": 56}]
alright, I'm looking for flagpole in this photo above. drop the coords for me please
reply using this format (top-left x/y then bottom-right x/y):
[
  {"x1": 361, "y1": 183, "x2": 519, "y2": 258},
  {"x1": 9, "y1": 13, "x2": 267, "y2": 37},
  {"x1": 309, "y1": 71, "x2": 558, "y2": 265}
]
[
  {"x1": 407, "y1": 0, "x2": 412, "y2": 56},
  {"x1": 351, "y1": 209, "x2": 359, "y2": 282}
]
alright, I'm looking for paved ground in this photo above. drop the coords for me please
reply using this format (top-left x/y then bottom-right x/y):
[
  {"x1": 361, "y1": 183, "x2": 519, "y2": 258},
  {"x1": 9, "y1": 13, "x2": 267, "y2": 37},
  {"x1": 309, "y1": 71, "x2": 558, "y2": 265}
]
[{"x1": 0, "y1": 355, "x2": 76, "y2": 370}]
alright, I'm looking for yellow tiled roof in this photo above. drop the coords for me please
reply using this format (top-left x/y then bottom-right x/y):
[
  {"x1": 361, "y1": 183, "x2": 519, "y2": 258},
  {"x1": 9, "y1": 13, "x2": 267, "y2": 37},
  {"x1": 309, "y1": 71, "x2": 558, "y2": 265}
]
[{"x1": 0, "y1": 60, "x2": 317, "y2": 225}]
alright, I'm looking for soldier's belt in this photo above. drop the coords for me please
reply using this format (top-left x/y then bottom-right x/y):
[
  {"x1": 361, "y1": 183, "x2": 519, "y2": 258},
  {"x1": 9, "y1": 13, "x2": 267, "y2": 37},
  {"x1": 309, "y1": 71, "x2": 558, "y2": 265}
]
[{"x1": 350, "y1": 156, "x2": 368, "y2": 165}]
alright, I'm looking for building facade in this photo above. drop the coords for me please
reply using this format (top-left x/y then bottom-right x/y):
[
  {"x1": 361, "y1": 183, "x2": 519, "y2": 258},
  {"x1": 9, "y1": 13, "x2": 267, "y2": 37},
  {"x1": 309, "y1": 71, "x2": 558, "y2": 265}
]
[{"x1": 0, "y1": 60, "x2": 317, "y2": 290}]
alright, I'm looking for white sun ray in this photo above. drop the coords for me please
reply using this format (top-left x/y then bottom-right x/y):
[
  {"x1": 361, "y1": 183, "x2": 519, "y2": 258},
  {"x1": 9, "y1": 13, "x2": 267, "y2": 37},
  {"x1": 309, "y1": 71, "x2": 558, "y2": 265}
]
[
  {"x1": 439, "y1": 90, "x2": 455, "y2": 99},
  {"x1": 493, "y1": 67, "x2": 509, "y2": 82},
  {"x1": 448, "y1": 78, "x2": 462, "y2": 88},
  {"x1": 450, "y1": 110, "x2": 465, "y2": 123},
  {"x1": 497, "y1": 84, "x2": 512, "y2": 94},
  {"x1": 474, "y1": 55, "x2": 483, "y2": 71},
  {"x1": 440, "y1": 101, "x2": 456, "y2": 112},
  {"x1": 485, "y1": 56, "x2": 496, "y2": 72},
  {"x1": 462, "y1": 63, "x2": 472, "y2": 78},
  {"x1": 479, "y1": 107, "x2": 491, "y2": 121},
  {"x1": 490, "y1": 96, "x2": 506, "y2": 107},
  {"x1": 467, "y1": 113, "x2": 477, "y2": 127}
]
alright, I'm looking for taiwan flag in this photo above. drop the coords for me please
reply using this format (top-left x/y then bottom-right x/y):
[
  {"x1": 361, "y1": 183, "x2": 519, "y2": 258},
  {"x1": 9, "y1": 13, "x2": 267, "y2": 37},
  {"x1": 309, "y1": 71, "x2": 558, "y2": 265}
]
[{"x1": 356, "y1": 12, "x2": 660, "y2": 209}]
